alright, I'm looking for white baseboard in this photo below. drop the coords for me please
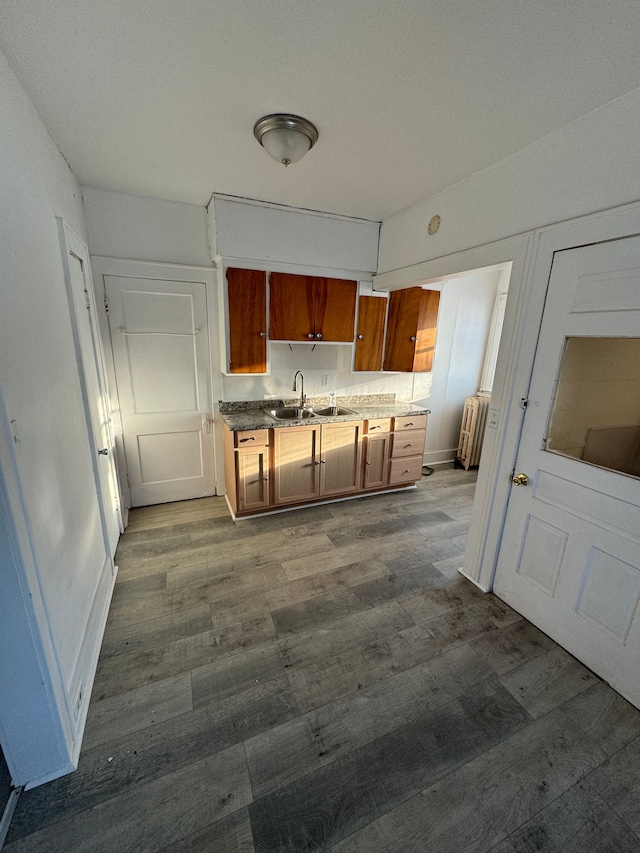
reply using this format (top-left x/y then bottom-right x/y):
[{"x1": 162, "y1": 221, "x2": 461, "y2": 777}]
[
  {"x1": 67, "y1": 557, "x2": 118, "y2": 770},
  {"x1": 423, "y1": 448, "x2": 457, "y2": 466}
]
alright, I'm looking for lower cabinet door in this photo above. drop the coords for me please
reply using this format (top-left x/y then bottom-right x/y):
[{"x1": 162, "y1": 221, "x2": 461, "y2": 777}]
[
  {"x1": 273, "y1": 425, "x2": 321, "y2": 504},
  {"x1": 236, "y1": 448, "x2": 270, "y2": 512},
  {"x1": 364, "y1": 432, "x2": 391, "y2": 489},
  {"x1": 320, "y1": 421, "x2": 364, "y2": 496}
]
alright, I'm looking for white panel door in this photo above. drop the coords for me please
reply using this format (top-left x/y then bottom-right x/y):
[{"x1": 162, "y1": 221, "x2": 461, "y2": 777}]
[
  {"x1": 494, "y1": 237, "x2": 640, "y2": 708},
  {"x1": 105, "y1": 276, "x2": 215, "y2": 506},
  {"x1": 60, "y1": 222, "x2": 121, "y2": 557}
]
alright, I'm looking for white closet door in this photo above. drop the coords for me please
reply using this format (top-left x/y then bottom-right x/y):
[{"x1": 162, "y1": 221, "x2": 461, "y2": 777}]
[{"x1": 106, "y1": 275, "x2": 215, "y2": 506}]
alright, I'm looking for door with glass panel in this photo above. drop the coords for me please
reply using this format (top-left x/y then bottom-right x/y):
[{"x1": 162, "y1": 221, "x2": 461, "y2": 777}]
[
  {"x1": 493, "y1": 237, "x2": 640, "y2": 709},
  {"x1": 105, "y1": 276, "x2": 215, "y2": 506}
]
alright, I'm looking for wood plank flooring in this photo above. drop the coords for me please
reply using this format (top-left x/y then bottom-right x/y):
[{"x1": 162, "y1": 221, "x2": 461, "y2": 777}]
[{"x1": 5, "y1": 466, "x2": 640, "y2": 852}]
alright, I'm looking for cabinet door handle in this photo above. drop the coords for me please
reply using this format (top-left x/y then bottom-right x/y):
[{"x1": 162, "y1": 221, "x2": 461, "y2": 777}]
[
  {"x1": 239, "y1": 437, "x2": 256, "y2": 442},
  {"x1": 263, "y1": 477, "x2": 268, "y2": 481},
  {"x1": 259, "y1": 331, "x2": 266, "y2": 337},
  {"x1": 410, "y1": 336, "x2": 417, "y2": 341},
  {"x1": 366, "y1": 461, "x2": 371, "y2": 465},
  {"x1": 357, "y1": 334, "x2": 364, "y2": 340},
  {"x1": 316, "y1": 333, "x2": 323, "y2": 339},
  {"x1": 308, "y1": 332, "x2": 315, "y2": 339}
]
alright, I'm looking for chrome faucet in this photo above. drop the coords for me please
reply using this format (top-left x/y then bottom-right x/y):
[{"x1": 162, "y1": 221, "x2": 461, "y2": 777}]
[{"x1": 293, "y1": 370, "x2": 305, "y2": 409}]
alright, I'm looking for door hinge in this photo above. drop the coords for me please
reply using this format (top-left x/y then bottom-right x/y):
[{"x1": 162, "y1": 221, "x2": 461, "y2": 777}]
[
  {"x1": 84, "y1": 290, "x2": 92, "y2": 310},
  {"x1": 126, "y1": 472, "x2": 131, "y2": 489},
  {"x1": 519, "y1": 397, "x2": 528, "y2": 410},
  {"x1": 104, "y1": 295, "x2": 109, "y2": 314}
]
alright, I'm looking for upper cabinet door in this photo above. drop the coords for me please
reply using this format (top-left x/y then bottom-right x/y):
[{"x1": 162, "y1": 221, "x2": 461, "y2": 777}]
[
  {"x1": 354, "y1": 295, "x2": 387, "y2": 371},
  {"x1": 270, "y1": 272, "x2": 356, "y2": 342},
  {"x1": 414, "y1": 289, "x2": 440, "y2": 372},
  {"x1": 269, "y1": 272, "x2": 315, "y2": 341},
  {"x1": 227, "y1": 268, "x2": 267, "y2": 373},
  {"x1": 314, "y1": 278, "x2": 357, "y2": 342},
  {"x1": 384, "y1": 287, "x2": 440, "y2": 372}
]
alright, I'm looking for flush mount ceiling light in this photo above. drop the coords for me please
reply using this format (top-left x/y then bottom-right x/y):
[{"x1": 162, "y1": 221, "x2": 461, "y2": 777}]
[{"x1": 253, "y1": 113, "x2": 318, "y2": 166}]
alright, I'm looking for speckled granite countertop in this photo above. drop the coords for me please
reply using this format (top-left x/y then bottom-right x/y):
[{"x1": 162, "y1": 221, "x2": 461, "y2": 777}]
[{"x1": 220, "y1": 395, "x2": 430, "y2": 431}]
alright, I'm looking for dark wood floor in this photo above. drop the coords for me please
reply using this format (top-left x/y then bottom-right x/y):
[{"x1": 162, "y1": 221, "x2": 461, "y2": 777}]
[{"x1": 5, "y1": 467, "x2": 640, "y2": 852}]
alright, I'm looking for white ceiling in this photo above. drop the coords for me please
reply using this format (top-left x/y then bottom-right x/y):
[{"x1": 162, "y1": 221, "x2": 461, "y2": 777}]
[{"x1": 2, "y1": 0, "x2": 640, "y2": 221}]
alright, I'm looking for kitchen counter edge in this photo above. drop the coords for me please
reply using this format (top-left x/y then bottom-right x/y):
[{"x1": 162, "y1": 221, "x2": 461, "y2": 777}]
[{"x1": 221, "y1": 404, "x2": 430, "y2": 432}]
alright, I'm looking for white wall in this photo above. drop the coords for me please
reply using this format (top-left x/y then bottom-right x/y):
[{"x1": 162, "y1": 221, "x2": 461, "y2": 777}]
[
  {"x1": 83, "y1": 186, "x2": 211, "y2": 266},
  {"x1": 378, "y1": 84, "x2": 640, "y2": 274},
  {"x1": 0, "y1": 48, "x2": 106, "y2": 786}
]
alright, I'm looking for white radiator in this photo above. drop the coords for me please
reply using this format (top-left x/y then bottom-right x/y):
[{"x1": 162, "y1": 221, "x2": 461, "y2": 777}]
[{"x1": 457, "y1": 396, "x2": 490, "y2": 470}]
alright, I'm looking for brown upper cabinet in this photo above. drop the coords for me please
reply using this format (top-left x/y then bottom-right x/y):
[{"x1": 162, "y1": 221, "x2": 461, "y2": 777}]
[
  {"x1": 354, "y1": 295, "x2": 387, "y2": 371},
  {"x1": 383, "y1": 287, "x2": 440, "y2": 372},
  {"x1": 269, "y1": 272, "x2": 357, "y2": 342},
  {"x1": 226, "y1": 268, "x2": 267, "y2": 373}
]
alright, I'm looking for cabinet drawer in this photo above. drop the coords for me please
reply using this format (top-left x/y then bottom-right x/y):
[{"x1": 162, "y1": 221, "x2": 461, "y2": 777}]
[
  {"x1": 394, "y1": 414, "x2": 427, "y2": 431},
  {"x1": 389, "y1": 455, "x2": 423, "y2": 485},
  {"x1": 234, "y1": 429, "x2": 270, "y2": 447},
  {"x1": 391, "y1": 429, "x2": 426, "y2": 458},
  {"x1": 366, "y1": 418, "x2": 392, "y2": 434}
]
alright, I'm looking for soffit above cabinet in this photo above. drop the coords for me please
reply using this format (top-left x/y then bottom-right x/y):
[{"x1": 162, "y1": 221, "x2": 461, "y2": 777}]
[{"x1": 212, "y1": 196, "x2": 380, "y2": 275}]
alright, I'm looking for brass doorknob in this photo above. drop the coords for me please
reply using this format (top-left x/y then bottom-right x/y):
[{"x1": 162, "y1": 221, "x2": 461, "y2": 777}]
[{"x1": 512, "y1": 473, "x2": 529, "y2": 486}]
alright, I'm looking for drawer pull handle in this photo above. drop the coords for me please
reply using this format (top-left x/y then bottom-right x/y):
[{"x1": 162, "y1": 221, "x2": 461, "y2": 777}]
[
  {"x1": 405, "y1": 422, "x2": 414, "y2": 427},
  {"x1": 404, "y1": 469, "x2": 410, "y2": 474},
  {"x1": 239, "y1": 437, "x2": 256, "y2": 442},
  {"x1": 405, "y1": 443, "x2": 413, "y2": 448},
  {"x1": 370, "y1": 426, "x2": 381, "y2": 430}
]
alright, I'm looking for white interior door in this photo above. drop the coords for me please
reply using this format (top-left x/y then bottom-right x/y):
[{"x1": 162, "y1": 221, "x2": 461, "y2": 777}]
[
  {"x1": 60, "y1": 222, "x2": 121, "y2": 557},
  {"x1": 105, "y1": 275, "x2": 215, "y2": 507},
  {"x1": 494, "y1": 236, "x2": 640, "y2": 708}
]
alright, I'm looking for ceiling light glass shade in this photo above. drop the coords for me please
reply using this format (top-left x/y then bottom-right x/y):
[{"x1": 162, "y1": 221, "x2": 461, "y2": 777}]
[{"x1": 254, "y1": 114, "x2": 318, "y2": 166}]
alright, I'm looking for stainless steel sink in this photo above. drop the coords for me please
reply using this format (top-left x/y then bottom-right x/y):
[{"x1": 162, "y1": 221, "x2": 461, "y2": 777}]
[
  {"x1": 311, "y1": 405, "x2": 356, "y2": 417},
  {"x1": 268, "y1": 407, "x2": 317, "y2": 420}
]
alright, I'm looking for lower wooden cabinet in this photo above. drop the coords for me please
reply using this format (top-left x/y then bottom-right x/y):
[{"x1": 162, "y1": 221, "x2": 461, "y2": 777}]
[
  {"x1": 224, "y1": 414, "x2": 428, "y2": 517},
  {"x1": 224, "y1": 427, "x2": 271, "y2": 515},
  {"x1": 319, "y1": 421, "x2": 363, "y2": 496},
  {"x1": 389, "y1": 455, "x2": 424, "y2": 485},
  {"x1": 272, "y1": 425, "x2": 321, "y2": 505},
  {"x1": 236, "y1": 446, "x2": 270, "y2": 512},
  {"x1": 363, "y1": 430, "x2": 391, "y2": 489},
  {"x1": 389, "y1": 417, "x2": 427, "y2": 485},
  {"x1": 272, "y1": 421, "x2": 363, "y2": 504},
  {"x1": 363, "y1": 419, "x2": 392, "y2": 489}
]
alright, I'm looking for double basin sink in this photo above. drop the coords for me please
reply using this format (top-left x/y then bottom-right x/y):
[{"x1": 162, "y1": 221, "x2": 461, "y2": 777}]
[{"x1": 268, "y1": 405, "x2": 356, "y2": 421}]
